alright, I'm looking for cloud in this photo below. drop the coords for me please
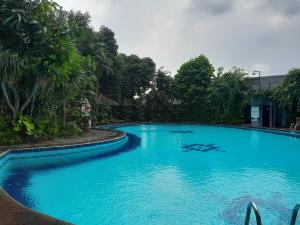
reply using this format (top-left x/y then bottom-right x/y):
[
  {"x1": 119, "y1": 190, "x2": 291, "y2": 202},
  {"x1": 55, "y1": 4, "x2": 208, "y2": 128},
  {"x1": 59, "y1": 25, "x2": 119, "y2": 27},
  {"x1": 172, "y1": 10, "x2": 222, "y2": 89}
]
[
  {"x1": 243, "y1": 0, "x2": 300, "y2": 16},
  {"x1": 56, "y1": 0, "x2": 300, "y2": 76},
  {"x1": 188, "y1": 0, "x2": 235, "y2": 15}
]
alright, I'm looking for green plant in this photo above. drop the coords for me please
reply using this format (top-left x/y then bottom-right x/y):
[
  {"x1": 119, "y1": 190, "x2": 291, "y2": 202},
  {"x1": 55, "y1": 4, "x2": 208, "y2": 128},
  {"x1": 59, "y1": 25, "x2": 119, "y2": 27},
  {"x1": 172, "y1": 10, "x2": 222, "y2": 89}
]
[
  {"x1": 60, "y1": 121, "x2": 82, "y2": 137},
  {"x1": 35, "y1": 118, "x2": 59, "y2": 137},
  {"x1": 13, "y1": 113, "x2": 35, "y2": 136},
  {"x1": 0, "y1": 114, "x2": 6, "y2": 131},
  {"x1": 0, "y1": 129, "x2": 22, "y2": 145}
]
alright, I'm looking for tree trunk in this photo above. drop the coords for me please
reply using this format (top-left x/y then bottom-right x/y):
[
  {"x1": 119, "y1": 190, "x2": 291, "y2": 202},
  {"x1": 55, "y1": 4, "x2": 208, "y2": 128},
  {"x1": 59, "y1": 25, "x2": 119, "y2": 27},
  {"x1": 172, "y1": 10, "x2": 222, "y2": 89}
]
[
  {"x1": 1, "y1": 81, "x2": 39, "y2": 120},
  {"x1": 1, "y1": 82, "x2": 18, "y2": 119},
  {"x1": 30, "y1": 90, "x2": 37, "y2": 118},
  {"x1": 20, "y1": 82, "x2": 39, "y2": 112}
]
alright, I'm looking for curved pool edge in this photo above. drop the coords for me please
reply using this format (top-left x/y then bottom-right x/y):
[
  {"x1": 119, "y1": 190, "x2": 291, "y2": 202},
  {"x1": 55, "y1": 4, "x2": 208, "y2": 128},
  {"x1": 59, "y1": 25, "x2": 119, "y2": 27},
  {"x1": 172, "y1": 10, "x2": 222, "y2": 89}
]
[
  {"x1": 0, "y1": 188, "x2": 73, "y2": 225},
  {"x1": 0, "y1": 131, "x2": 127, "y2": 168},
  {"x1": 99, "y1": 122, "x2": 300, "y2": 138},
  {"x1": 0, "y1": 129, "x2": 127, "y2": 225}
]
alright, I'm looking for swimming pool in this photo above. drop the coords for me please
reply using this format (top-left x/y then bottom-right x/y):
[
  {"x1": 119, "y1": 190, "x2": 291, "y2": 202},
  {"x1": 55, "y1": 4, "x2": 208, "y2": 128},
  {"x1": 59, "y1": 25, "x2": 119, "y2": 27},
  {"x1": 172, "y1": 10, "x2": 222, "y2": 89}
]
[{"x1": 1, "y1": 124, "x2": 300, "y2": 225}]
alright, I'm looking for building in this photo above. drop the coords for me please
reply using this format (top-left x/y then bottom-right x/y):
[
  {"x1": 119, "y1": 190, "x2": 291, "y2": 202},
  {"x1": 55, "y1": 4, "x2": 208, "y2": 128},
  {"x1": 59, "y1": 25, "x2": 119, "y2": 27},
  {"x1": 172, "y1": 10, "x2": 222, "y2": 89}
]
[{"x1": 244, "y1": 75, "x2": 286, "y2": 128}]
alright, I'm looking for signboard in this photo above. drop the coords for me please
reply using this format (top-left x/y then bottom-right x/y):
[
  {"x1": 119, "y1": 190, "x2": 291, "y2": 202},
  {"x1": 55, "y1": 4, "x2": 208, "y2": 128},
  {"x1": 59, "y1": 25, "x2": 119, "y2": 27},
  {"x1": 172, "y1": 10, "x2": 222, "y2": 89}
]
[{"x1": 251, "y1": 107, "x2": 260, "y2": 122}]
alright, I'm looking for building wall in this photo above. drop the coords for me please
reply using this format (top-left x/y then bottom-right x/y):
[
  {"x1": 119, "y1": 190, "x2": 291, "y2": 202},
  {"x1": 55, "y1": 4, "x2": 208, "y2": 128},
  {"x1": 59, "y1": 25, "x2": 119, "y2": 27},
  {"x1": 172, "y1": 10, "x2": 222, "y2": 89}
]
[
  {"x1": 245, "y1": 75, "x2": 286, "y2": 127},
  {"x1": 245, "y1": 75, "x2": 286, "y2": 90}
]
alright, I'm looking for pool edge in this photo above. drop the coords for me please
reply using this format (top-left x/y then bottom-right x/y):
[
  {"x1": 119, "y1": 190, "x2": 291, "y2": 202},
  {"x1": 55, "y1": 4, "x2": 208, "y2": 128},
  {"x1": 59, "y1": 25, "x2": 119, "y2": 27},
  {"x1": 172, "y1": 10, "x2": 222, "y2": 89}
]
[{"x1": 99, "y1": 122, "x2": 300, "y2": 138}]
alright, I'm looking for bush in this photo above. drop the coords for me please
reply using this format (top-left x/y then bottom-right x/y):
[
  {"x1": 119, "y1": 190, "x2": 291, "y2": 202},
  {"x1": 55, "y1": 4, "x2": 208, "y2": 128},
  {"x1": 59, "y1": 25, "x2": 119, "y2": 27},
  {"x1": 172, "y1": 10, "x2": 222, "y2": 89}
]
[
  {"x1": 0, "y1": 114, "x2": 5, "y2": 131},
  {"x1": 60, "y1": 122, "x2": 83, "y2": 137},
  {"x1": 0, "y1": 129, "x2": 22, "y2": 145},
  {"x1": 13, "y1": 114, "x2": 35, "y2": 136},
  {"x1": 35, "y1": 119, "x2": 59, "y2": 137}
]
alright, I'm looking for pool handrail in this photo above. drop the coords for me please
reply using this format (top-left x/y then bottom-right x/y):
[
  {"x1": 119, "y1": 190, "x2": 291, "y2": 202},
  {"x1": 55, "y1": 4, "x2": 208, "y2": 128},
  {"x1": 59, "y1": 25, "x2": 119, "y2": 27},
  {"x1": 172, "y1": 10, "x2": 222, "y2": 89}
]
[
  {"x1": 290, "y1": 204, "x2": 300, "y2": 225},
  {"x1": 244, "y1": 202, "x2": 262, "y2": 225}
]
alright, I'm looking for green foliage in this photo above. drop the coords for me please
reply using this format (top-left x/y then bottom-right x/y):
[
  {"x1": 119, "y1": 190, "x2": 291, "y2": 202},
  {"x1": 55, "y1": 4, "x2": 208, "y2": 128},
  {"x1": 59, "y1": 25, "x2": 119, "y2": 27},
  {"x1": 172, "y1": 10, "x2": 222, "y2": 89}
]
[
  {"x1": 0, "y1": 129, "x2": 22, "y2": 145},
  {"x1": 274, "y1": 69, "x2": 300, "y2": 110},
  {"x1": 174, "y1": 55, "x2": 215, "y2": 121},
  {"x1": 0, "y1": 0, "x2": 97, "y2": 145},
  {"x1": 144, "y1": 68, "x2": 176, "y2": 121},
  {"x1": 13, "y1": 113, "x2": 35, "y2": 136},
  {"x1": 118, "y1": 54, "x2": 156, "y2": 103},
  {"x1": 0, "y1": 113, "x2": 22, "y2": 145},
  {"x1": 96, "y1": 26, "x2": 121, "y2": 101},
  {"x1": 208, "y1": 67, "x2": 249, "y2": 123},
  {"x1": 0, "y1": 114, "x2": 5, "y2": 130},
  {"x1": 35, "y1": 119, "x2": 59, "y2": 137},
  {"x1": 274, "y1": 68, "x2": 300, "y2": 121},
  {"x1": 61, "y1": 122, "x2": 83, "y2": 137}
]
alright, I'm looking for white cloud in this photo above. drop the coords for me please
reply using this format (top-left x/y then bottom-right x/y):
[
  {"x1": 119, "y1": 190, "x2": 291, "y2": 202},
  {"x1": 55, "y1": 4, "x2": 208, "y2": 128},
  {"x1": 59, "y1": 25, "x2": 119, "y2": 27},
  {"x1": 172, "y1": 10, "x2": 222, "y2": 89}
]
[{"x1": 251, "y1": 64, "x2": 271, "y2": 75}]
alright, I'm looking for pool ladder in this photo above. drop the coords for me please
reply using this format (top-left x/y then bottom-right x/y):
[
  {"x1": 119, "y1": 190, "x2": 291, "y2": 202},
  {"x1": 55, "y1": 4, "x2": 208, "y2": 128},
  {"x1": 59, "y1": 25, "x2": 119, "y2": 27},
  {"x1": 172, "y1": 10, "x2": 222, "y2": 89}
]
[{"x1": 244, "y1": 202, "x2": 300, "y2": 225}]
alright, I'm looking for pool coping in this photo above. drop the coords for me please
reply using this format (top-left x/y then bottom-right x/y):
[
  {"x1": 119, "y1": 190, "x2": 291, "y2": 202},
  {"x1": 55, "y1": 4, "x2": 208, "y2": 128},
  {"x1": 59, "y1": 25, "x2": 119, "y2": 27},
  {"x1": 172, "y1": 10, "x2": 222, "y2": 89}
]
[
  {"x1": 0, "y1": 129, "x2": 126, "y2": 225},
  {"x1": 99, "y1": 122, "x2": 300, "y2": 138}
]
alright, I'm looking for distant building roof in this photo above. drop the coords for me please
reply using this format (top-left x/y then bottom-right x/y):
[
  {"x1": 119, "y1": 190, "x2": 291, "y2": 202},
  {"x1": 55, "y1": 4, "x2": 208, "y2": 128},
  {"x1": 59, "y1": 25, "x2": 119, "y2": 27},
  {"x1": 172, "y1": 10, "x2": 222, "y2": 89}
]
[{"x1": 244, "y1": 74, "x2": 286, "y2": 90}]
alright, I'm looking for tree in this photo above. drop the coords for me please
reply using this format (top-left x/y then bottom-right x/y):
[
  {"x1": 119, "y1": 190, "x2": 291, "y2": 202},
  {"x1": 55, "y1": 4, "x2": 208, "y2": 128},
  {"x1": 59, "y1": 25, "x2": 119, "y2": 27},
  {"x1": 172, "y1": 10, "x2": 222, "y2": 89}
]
[
  {"x1": 0, "y1": 0, "x2": 96, "y2": 144},
  {"x1": 208, "y1": 67, "x2": 248, "y2": 123},
  {"x1": 144, "y1": 68, "x2": 176, "y2": 121},
  {"x1": 275, "y1": 68, "x2": 300, "y2": 122},
  {"x1": 96, "y1": 26, "x2": 120, "y2": 101},
  {"x1": 64, "y1": 10, "x2": 95, "y2": 56},
  {"x1": 0, "y1": 0, "x2": 71, "y2": 119},
  {"x1": 174, "y1": 55, "x2": 214, "y2": 121},
  {"x1": 118, "y1": 54, "x2": 156, "y2": 104}
]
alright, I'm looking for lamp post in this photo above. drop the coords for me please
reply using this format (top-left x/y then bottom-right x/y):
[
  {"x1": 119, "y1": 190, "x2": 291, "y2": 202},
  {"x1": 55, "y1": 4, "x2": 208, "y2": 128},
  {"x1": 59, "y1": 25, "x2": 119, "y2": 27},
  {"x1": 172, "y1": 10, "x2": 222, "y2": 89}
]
[
  {"x1": 252, "y1": 70, "x2": 261, "y2": 90},
  {"x1": 252, "y1": 70, "x2": 262, "y2": 127}
]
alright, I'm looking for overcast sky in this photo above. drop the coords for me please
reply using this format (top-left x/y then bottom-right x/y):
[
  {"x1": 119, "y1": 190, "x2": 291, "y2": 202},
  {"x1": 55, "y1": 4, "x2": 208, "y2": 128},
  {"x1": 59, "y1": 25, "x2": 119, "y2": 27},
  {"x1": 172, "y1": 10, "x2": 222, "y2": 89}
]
[{"x1": 56, "y1": 0, "x2": 300, "y2": 76}]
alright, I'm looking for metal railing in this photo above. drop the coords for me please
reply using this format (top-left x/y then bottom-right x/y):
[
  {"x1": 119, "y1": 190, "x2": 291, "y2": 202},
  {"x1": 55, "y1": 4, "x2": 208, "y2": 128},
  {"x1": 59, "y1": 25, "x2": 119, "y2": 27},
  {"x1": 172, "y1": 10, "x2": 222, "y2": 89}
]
[
  {"x1": 244, "y1": 202, "x2": 262, "y2": 225},
  {"x1": 244, "y1": 202, "x2": 300, "y2": 225},
  {"x1": 290, "y1": 204, "x2": 300, "y2": 225}
]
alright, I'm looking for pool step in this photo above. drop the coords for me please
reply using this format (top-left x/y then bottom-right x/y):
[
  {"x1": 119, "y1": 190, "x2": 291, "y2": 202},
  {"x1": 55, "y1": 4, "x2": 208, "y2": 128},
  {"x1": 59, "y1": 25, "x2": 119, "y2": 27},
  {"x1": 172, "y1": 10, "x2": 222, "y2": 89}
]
[{"x1": 244, "y1": 202, "x2": 300, "y2": 225}]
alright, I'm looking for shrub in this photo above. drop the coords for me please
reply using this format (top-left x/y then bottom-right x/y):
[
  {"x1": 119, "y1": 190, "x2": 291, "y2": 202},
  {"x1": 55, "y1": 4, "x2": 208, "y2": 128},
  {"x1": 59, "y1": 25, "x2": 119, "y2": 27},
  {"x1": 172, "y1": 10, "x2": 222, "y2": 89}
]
[
  {"x1": 0, "y1": 114, "x2": 5, "y2": 131},
  {"x1": 60, "y1": 122, "x2": 83, "y2": 137},
  {"x1": 13, "y1": 114, "x2": 35, "y2": 136},
  {"x1": 35, "y1": 119, "x2": 59, "y2": 137},
  {"x1": 0, "y1": 129, "x2": 22, "y2": 145}
]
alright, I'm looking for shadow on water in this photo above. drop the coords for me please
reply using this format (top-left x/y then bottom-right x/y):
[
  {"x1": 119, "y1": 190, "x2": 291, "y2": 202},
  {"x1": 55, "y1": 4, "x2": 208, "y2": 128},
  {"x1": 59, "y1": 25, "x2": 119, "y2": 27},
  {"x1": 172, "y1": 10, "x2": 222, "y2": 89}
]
[{"x1": 2, "y1": 133, "x2": 141, "y2": 208}]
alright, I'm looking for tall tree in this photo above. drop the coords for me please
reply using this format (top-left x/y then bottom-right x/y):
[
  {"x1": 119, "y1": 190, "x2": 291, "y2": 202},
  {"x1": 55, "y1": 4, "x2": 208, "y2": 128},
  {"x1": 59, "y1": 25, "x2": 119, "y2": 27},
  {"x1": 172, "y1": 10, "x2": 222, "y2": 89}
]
[
  {"x1": 208, "y1": 67, "x2": 248, "y2": 123},
  {"x1": 96, "y1": 26, "x2": 120, "y2": 101},
  {"x1": 174, "y1": 55, "x2": 214, "y2": 121},
  {"x1": 118, "y1": 54, "x2": 156, "y2": 104},
  {"x1": 0, "y1": 0, "x2": 72, "y2": 119},
  {"x1": 275, "y1": 68, "x2": 300, "y2": 123},
  {"x1": 144, "y1": 68, "x2": 176, "y2": 121}
]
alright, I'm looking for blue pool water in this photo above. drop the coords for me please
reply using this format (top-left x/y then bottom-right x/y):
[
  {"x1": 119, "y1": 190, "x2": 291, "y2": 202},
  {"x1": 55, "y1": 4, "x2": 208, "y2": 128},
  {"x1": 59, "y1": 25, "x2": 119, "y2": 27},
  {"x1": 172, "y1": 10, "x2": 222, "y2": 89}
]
[{"x1": 1, "y1": 124, "x2": 300, "y2": 225}]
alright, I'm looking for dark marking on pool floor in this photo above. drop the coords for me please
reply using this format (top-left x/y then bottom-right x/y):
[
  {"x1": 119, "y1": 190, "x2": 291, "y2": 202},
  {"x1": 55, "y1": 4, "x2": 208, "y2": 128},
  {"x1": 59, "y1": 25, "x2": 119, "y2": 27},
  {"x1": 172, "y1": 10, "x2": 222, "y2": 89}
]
[{"x1": 181, "y1": 143, "x2": 226, "y2": 153}]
